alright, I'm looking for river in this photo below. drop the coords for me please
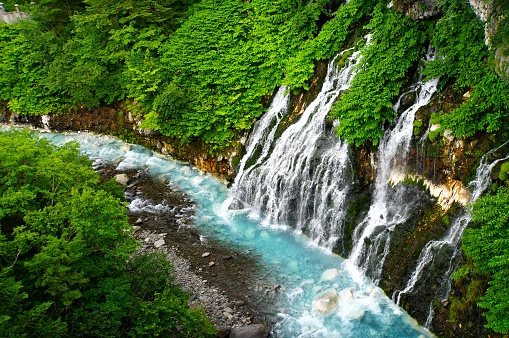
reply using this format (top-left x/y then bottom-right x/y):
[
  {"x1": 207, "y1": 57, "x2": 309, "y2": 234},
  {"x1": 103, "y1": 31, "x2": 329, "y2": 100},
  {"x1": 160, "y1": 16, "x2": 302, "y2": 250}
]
[{"x1": 10, "y1": 129, "x2": 434, "y2": 338}]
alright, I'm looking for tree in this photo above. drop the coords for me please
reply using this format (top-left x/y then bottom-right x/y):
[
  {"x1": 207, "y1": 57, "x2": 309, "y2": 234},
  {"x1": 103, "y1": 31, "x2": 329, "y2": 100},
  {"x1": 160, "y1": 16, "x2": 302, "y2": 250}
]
[{"x1": 0, "y1": 130, "x2": 216, "y2": 337}]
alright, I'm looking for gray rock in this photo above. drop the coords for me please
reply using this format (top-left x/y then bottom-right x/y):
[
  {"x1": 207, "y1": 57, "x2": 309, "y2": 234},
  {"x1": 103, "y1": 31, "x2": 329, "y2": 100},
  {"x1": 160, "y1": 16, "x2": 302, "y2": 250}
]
[
  {"x1": 153, "y1": 239, "x2": 165, "y2": 248},
  {"x1": 229, "y1": 324, "x2": 268, "y2": 338},
  {"x1": 202, "y1": 252, "x2": 211, "y2": 257},
  {"x1": 133, "y1": 225, "x2": 141, "y2": 232},
  {"x1": 216, "y1": 325, "x2": 231, "y2": 338},
  {"x1": 135, "y1": 218, "x2": 143, "y2": 224},
  {"x1": 223, "y1": 307, "x2": 234, "y2": 314},
  {"x1": 223, "y1": 312, "x2": 234, "y2": 320}
]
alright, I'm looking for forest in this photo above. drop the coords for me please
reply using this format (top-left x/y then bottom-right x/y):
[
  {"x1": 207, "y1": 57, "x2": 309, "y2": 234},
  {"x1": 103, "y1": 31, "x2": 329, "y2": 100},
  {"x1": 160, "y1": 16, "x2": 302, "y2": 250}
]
[
  {"x1": 1, "y1": 0, "x2": 509, "y2": 335},
  {"x1": 0, "y1": 130, "x2": 216, "y2": 337}
]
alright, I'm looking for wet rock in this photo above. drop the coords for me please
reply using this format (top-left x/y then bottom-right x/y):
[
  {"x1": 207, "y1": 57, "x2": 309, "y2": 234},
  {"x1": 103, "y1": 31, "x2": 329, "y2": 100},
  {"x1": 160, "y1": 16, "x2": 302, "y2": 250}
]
[
  {"x1": 312, "y1": 289, "x2": 339, "y2": 315},
  {"x1": 443, "y1": 129, "x2": 454, "y2": 142},
  {"x1": 321, "y1": 268, "x2": 341, "y2": 281},
  {"x1": 229, "y1": 324, "x2": 268, "y2": 338},
  {"x1": 399, "y1": 91, "x2": 417, "y2": 112},
  {"x1": 338, "y1": 288, "x2": 354, "y2": 302}
]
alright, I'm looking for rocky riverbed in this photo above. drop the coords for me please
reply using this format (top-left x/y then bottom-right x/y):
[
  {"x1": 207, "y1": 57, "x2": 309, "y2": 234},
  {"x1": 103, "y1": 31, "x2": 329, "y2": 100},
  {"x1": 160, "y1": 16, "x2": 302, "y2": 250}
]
[{"x1": 98, "y1": 161, "x2": 274, "y2": 337}]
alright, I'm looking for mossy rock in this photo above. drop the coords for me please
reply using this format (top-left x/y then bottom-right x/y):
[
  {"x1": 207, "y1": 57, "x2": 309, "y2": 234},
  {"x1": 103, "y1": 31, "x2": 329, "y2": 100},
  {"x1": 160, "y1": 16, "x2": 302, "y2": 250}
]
[{"x1": 498, "y1": 171, "x2": 507, "y2": 181}]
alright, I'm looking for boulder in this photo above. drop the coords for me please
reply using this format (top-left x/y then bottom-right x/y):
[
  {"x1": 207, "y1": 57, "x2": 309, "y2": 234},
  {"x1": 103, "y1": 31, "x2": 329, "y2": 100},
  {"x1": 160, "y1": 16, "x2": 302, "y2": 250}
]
[
  {"x1": 115, "y1": 173, "x2": 129, "y2": 185},
  {"x1": 153, "y1": 239, "x2": 165, "y2": 248},
  {"x1": 229, "y1": 324, "x2": 268, "y2": 338},
  {"x1": 312, "y1": 289, "x2": 339, "y2": 315},
  {"x1": 321, "y1": 268, "x2": 341, "y2": 281},
  {"x1": 216, "y1": 325, "x2": 231, "y2": 338},
  {"x1": 338, "y1": 288, "x2": 354, "y2": 302}
]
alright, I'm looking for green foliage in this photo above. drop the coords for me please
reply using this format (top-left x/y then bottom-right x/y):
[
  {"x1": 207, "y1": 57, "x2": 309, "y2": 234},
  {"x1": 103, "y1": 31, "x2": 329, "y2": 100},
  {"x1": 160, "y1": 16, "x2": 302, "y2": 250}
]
[
  {"x1": 442, "y1": 214, "x2": 450, "y2": 226},
  {"x1": 0, "y1": 22, "x2": 62, "y2": 115},
  {"x1": 154, "y1": 0, "x2": 338, "y2": 148},
  {"x1": 498, "y1": 161, "x2": 509, "y2": 180},
  {"x1": 29, "y1": 0, "x2": 86, "y2": 34},
  {"x1": 0, "y1": 130, "x2": 215, "y2": 337},
  {"x1": 423, "y1": 0, "x2": 509, "y2": 139},
  {"x1": 461, "y1": 187, "x2": 509, "y2": 333},
  {"x1": 331, "y1": 2, "x2": 425, "y2": 146},
  {"x1": 283, "y1": 0, "x2": 378, "y2": 90}
]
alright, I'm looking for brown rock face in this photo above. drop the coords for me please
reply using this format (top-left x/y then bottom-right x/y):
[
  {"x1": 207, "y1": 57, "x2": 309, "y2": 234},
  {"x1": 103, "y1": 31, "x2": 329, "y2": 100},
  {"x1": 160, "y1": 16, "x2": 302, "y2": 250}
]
[{"x1": 6, "y1": 103, "x2": 238, "y2": 182}]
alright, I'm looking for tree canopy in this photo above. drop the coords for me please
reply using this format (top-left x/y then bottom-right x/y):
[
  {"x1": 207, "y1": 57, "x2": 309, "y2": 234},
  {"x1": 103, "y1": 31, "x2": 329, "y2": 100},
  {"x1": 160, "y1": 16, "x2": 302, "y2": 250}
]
[{"x1": 0, "y1": 130, "x2": 216, "y2": 337}]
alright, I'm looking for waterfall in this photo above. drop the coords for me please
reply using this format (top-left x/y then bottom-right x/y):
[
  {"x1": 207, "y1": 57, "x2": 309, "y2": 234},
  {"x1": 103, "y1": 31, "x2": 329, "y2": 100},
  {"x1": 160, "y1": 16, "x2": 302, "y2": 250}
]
[
  {"x1": 228, "y1": 47, "x2": 362, "y2": 251},
  {"x1": 228, "y1": 86, "x2": 290, "y2": 207},
  {"x1": 0, "y1": 126, "x2": 434, "y2": 338},
  {"x1": 41, "y1": 115, "x2": 51, "y2": 130},
  {"x1": 393, "y1": 140, "x2": 509, "y2": 327},
  {"x1": 348, "y1": 49, "x2": 439, "y2": 283}
]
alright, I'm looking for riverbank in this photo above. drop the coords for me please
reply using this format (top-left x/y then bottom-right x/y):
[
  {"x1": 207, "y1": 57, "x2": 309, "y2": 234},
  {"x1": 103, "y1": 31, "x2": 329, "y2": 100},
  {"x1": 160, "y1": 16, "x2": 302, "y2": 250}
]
[{"x1": 98, "y1": 163, "x2": 271, "y2": 337}]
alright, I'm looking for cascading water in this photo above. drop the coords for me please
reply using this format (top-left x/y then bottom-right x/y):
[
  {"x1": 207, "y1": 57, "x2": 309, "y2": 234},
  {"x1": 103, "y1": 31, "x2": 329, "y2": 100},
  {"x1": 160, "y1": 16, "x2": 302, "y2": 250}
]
[
  {"x1": 348, "y1": 50, "x2": 439, "y2": 283},
  {"x1": 393, "y1": 140, "x2": 509, "y2": 327},
  {"x1": 228, "y1": 85, "x2": 290, "y2": 206},
  {"x1": 229, "y1": 47, "x2": 361, "y2": 251}
]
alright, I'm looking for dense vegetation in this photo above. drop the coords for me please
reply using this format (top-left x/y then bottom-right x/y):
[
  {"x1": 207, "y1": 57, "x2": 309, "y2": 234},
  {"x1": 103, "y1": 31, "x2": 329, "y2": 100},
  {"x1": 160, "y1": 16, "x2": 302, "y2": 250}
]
[
  {"x1": 2, "y1": 0, "x2": 507, "y2": 149},
  {"x1": 423, "y1": 0, "x2": 509, "y2": 139},
  {"x1": 459, "y1": 187, "x2": 509, "y2": 334},
  {"x1": 1, "y1": 0, "x2": 509, "y2": 333},
  {"x1": 0, "y1": 130, "x2": 216, "y2": 337}
]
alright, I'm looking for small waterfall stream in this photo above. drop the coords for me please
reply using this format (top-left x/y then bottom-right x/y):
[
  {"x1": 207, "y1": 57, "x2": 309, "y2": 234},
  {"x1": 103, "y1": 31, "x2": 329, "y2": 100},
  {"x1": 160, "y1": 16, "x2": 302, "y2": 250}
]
[
  {"x1": 393, "y1": 140, "x2": 509, "y2": 327},
  {"x1": 348, "y1": 68, "x2": 439, "y2": 282},
  {"x1": 229, "y1": 48, "x2": 361, "y2": 251}
]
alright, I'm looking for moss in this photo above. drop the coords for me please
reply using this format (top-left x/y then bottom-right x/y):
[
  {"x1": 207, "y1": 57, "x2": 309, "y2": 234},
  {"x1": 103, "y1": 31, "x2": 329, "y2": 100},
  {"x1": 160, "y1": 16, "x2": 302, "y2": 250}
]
[
  {"x1": 449, "y1": 296, "x2": 467, "y2": 323},
  {"x1": 428, "y1": 129, "x2": 440, "y2": 143},
  {"x1": 334, "y1": 48, "x2": 355, "y2": 70},
  {"x1": 498, "y1": 171, "x2": 507, "y2": 181},
  {"x1": 500, "y1": 161, "x2": 509, "y2": 173},
  {"x1": 442, "y1": 214, "x2": 450, "y2": 226}
]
